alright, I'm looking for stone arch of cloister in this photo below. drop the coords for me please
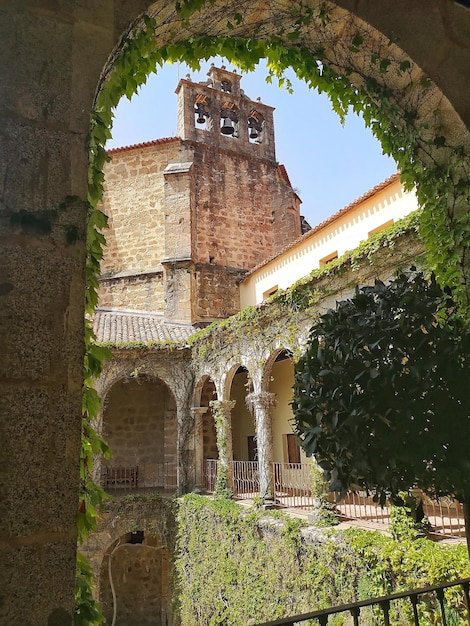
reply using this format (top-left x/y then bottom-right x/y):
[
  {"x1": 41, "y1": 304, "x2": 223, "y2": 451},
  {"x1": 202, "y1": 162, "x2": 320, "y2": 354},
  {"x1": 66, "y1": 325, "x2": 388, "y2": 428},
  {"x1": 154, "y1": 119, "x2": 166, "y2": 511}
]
[
  {"x1": 3, "y1": 2, "x2": 470, "y2": 623},
  {"x1": 82, "y1": 497, "x2": 176, "y2": 626}
]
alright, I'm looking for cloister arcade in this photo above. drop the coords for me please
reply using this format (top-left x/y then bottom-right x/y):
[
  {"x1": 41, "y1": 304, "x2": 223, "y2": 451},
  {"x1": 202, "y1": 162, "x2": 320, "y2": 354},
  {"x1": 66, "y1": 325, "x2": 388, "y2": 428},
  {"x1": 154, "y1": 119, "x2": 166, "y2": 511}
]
[{"x1": 3, "y1": 1, "x2": 470, "y2": 622}]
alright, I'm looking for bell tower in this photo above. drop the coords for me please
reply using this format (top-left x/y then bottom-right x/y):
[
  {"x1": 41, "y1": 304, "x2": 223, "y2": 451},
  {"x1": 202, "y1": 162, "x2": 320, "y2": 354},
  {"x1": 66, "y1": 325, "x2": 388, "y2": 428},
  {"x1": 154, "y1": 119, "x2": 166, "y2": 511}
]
[
  {"x1": 176, "y1": 64, "x2": 276, "y2": 161},
  {"x1": 161, "y1": 65, "x2": 301, "y2": 326}
]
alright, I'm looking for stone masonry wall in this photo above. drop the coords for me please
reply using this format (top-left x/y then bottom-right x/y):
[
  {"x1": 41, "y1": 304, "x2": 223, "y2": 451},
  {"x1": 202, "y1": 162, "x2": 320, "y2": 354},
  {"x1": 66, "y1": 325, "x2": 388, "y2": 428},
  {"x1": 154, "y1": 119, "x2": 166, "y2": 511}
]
[
  {"x1": 100, "y1": 140, "x2": 186, "y2": 277},
  {"x1": 102, "y1": 377, "x2": 177, "y2": 487},
  {"x1": 99, "y1": 272, "x2": 164, "y2": 312},
  {"x1": 190, "y1": 142, "x2": 301, "y2": 270},
  {"x1": 195, "y1": 263, "x2": 246, "y2": 320},
  {"x1": 99, "y1": 538, "x2": 170, "y2": 626}
]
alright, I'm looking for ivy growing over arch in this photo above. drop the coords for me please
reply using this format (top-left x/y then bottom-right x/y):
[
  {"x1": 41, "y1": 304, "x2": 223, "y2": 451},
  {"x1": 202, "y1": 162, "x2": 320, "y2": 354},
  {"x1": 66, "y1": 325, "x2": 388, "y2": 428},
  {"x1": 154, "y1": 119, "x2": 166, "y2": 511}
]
[{"x1": 79, "y1": 1, "x2": 470, "y2": 622}]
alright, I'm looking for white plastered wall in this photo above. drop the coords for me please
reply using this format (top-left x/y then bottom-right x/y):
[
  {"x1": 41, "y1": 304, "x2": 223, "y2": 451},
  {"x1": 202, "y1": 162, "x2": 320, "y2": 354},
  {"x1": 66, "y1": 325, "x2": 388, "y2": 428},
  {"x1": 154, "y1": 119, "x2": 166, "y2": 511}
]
[{"x1": 240, "y1": 178, "x2": 418, "y2": 307}]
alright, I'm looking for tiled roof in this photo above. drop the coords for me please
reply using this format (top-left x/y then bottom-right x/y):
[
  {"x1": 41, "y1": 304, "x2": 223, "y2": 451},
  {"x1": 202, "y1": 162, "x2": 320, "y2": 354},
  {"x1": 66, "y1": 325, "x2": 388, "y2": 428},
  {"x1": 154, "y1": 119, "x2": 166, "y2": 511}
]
[
  {"x1": 242, "y1": 172, "x2": 401, "y2": 280},
  {"x1": 277, "y1": 164, "x2": 300, "y2": 200},
  {"x1": 277, "y1": 164, "x2": 293, "y2": 187},
  {"x1": 93, "y1": 309, "x2": 194, "y2": 344},
  {"x1": 106, "y1": 137, "x2": 179, "y2": 155}
]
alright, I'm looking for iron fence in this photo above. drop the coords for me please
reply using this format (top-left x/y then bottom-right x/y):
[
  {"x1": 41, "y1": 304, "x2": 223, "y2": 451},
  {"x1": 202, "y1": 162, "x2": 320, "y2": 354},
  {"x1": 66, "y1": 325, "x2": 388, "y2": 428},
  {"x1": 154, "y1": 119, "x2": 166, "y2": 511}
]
[
  {"x1": 202, "y1": 460, "x2": 466, "y2": 540},
  {"x1": 252, "y1": 578, "x2": 470, "y2": 625}
]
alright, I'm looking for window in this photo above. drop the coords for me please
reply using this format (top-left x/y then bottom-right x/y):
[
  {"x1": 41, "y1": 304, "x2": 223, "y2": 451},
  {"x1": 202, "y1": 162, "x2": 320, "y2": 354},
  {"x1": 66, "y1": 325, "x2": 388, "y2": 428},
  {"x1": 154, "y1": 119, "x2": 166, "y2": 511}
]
[
  {"x1": 368, "y1": 219, "x2": 394, "y2": 237},
  {"x1": 284, "y1": 433, "x2": 301, "y2": 464},
  {"x1": 262, "y1": 285, "x2": 278, "y2": 300},
  {"x1": 319, "y1": 251, "x2": 338, "y2": 268}
]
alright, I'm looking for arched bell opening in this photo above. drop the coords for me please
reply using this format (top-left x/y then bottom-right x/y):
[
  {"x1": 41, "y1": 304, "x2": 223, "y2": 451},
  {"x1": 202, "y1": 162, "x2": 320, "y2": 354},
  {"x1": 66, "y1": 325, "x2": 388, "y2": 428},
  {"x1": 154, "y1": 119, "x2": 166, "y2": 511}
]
[{"x1": 220, "y1": 102, "x2": 239, "y2": 138}]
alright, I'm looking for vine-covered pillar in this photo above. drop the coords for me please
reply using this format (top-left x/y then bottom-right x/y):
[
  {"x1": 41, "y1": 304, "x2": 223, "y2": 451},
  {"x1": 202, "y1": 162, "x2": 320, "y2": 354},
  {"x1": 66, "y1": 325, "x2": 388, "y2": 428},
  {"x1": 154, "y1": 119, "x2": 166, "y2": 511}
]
[
  {"x1": 190, "y1": 406, "x2": 208, "y2": 490},
  {"x1": 91, "y1": 405, "x2": 105, "y2": 484},
  {"x1": 176, "y1": 393, "x2": 194, "y2": 495},
  {"x1": 210, "y1": 400, "x2": 235, "y2": 494},
  {"x1": 246, "y1": 392, "x2": 276, "y2": 501}
]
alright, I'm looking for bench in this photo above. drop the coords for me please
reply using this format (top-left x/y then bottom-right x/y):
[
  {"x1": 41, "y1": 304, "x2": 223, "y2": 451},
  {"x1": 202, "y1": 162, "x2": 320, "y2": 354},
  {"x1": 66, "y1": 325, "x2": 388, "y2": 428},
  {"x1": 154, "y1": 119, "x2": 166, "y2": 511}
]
[{"x1": 102, "y1": 465, "x2": 139, "y2": 489}]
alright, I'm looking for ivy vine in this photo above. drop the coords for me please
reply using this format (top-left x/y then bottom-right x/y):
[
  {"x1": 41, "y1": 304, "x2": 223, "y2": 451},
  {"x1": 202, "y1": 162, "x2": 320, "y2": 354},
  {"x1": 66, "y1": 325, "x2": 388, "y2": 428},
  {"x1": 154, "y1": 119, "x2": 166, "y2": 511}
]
[
  {"x1": 80, "y1": 1, "x2": 470, "y2": 621},
  {"x1": 175, "y1": 494, "x2": 470, "y2": 625}
]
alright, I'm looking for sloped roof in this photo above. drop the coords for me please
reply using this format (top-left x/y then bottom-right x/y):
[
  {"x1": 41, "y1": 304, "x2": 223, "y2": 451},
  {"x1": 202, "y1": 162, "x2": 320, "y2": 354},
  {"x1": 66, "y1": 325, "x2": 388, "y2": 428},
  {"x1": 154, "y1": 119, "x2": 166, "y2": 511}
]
[
  {"x1": 93, "y1": 309, "x2": 194, "y2": 344},
  {"x1": 242, "y1": 172, "x2": 401, "y2": 280},
  {"x1": 106, "y1": 136, "x2": 179, "y2": 155}
]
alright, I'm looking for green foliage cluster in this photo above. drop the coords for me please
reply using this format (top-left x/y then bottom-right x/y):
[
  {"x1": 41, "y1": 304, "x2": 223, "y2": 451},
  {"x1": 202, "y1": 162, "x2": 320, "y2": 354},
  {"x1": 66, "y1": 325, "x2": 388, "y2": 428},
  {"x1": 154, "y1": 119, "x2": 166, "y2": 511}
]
[
  {"x1": 81, "y1": 0, "x2": 470, "y2": 618},
  {"x1": 174, "y1": 495, "x2": 470, "y2": 625},
  {"x1": 293, "y1": 269, "x2": 470, "y2": 505},
  {"x1": 271, "y1": 211, "x2": 421, "y2": 311},
  {"x1": 188, "y1": 214, "x2": 420, "y2": 367}
]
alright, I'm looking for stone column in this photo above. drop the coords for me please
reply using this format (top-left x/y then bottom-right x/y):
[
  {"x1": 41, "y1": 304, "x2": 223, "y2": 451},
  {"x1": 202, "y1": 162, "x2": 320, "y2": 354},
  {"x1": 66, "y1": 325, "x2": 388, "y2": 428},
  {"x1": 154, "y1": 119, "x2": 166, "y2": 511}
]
[
  {"x1": 246, "y1": 392, "x2": 276, "y2": 501},
  {"x1": 209, "y1": 400, "x2": 235, "y2": 494},
  {"x1": 0, "y1": 5, "x2": 113, "y2": 624},
  {"x1": 190, "y1": 406, "x2": 208, "y2": 490}
]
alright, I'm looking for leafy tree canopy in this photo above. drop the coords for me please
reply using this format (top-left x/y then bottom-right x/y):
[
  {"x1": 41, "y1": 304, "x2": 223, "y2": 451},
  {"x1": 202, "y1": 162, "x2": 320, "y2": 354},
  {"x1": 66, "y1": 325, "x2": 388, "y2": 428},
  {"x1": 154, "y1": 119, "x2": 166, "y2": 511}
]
[{"x1": 292, "y1": 269, "x2": 470, "y2": 504}]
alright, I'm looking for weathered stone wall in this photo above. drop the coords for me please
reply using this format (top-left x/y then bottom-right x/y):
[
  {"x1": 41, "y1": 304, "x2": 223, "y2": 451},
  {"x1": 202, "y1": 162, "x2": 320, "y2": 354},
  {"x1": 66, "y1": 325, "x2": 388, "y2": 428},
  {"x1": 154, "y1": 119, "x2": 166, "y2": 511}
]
[
  {"x1": 82, "y1": 497, "x2": 176, "y2": 625},
  {"x1": 99, "y1": 538, "x2": 170, "y2": 626},
  {"x1": 103, "y1": 377, "x2": 177, "y2": 486},
  {"x1": 195, "y1": 263, "x2": 246, "y2": 320},
  {"x1": 99, "y1": 271, "x2": 164, "y2": 312},
  {"x1": 191, "y1": 142, "x2": 301, "y2": 270},
  {"x1": 100, "y1": 140, "x2": 184, "y2": 276}
]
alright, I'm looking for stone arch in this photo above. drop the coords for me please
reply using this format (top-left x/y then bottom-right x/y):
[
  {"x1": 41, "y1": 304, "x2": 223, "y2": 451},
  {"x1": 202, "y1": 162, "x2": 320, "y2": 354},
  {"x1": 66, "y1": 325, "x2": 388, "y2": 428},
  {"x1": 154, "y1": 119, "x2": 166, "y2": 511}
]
[
  {"x1": 99, "y1": 529, "x2": 172, "y2": 626},
  {"x1": 192, "y1": 373, "x2": 217, "y2": 408},
  {"x1": 96, "y1": 355, "x2": 189, "y2": 405},
  {"x1": 221, "y1": 360, "x2": 252, "y2": 400},
  {"x1": 264, "y1": 349, "x2": 300, "y2": 465},
  {"x1": 91, "y1": 1, "x2": 470, "y2": 306},
  {"x1": 100, "y1": 372, "x2": 178, "y2": 491},
  {"x1": 224, "y1": 363, "x2": 255, "y2": 464},
  {"x1": 4, "y1": 3, "x2": 470, "y2": 624},
  {"x1": 262, "y1": 346, "x2": 296, "y2": 391},
  {"x1": 192, "y1": 374, "x2": 219, "y2": 490}
]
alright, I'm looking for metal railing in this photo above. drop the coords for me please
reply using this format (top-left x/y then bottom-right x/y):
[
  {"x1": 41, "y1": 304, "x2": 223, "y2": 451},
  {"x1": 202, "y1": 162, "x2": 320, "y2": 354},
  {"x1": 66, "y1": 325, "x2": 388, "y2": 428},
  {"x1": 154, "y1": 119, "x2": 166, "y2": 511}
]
[
  {"x1": 202, "y1": 460, "x2": 466, "y2": 540},
  {"x1": 253, "y1": 578, "x2": 470, "y2": 625},
  {"x1": 273, "y1": 462, "x2": 314, "y2": 509},
  {"x1": 204, "y1": 458, "x2": 218, "y2": 493},
  {"x1": 233, "y1": 460, "x2": 260, "y2": 499}
]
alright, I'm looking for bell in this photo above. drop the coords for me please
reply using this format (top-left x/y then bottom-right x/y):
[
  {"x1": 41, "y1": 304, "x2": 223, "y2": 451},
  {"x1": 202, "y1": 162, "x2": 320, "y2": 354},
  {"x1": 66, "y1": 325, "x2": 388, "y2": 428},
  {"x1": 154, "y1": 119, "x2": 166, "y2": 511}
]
[
  {"x1": 249, "y1": 127, "x2": 259, "y2": 139},
  {"x1": 195, "y1": 104, "x2": 206, "y2": 124},
  {"x1": 221, "y1": 118, "x2": 234, "y2": 135}
]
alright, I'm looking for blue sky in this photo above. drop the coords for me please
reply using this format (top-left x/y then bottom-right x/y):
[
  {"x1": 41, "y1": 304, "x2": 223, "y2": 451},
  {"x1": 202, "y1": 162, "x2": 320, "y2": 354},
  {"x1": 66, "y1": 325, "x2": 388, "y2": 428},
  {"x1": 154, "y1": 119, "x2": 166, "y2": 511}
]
[{"x1": 107, "y1": 59, "x2": 397, "y2": 227}]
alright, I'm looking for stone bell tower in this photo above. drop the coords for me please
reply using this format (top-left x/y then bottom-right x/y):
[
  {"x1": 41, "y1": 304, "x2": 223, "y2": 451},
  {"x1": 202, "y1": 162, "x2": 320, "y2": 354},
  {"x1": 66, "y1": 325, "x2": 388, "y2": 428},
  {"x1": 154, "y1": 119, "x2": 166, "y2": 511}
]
[
  {"x1": 176, "y1": 64, "x2": 276, "y2": 161},
  {"x1": 161, "y1": 64, "x2": 302, "y2": 326}
]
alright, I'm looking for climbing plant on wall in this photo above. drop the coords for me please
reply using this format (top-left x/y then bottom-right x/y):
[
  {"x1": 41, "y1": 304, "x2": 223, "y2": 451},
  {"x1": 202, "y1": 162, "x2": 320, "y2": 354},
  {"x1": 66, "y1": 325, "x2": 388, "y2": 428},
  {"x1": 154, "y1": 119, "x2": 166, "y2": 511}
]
[{"x1": 81, "y1": 0, "x2": 470, "y2": 620}]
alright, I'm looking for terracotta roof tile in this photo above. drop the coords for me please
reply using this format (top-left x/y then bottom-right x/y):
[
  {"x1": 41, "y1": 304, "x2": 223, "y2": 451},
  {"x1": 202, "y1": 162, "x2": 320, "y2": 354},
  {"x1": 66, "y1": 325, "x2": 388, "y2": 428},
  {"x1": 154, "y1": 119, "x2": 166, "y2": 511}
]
[
  {"x1": 242, "y1": 172, "x2": 401, "y2": 280},
  {"x1": 93, "y1": 309, "x2": 194, "y2": 344},
  {"x1": 277, "y1": 164, "x2": 292, "y2": 187},
  {"x1": 106, "y1": 137, "x2": 179, "y2": 155}
]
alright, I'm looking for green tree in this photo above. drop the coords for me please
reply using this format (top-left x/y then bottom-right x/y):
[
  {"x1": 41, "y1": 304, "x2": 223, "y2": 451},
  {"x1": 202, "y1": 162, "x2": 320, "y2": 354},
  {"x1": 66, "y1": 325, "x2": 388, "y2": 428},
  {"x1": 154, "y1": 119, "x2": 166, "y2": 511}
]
[{"x1": 292, "y1": 269, "x2": 470, "y2": 553}]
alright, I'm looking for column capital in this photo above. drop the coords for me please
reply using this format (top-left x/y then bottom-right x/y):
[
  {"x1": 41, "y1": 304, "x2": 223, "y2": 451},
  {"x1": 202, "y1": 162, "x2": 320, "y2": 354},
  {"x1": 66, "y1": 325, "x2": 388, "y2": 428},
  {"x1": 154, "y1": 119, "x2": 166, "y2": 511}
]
[
  {"x1": 245, "y1": 391, "x2": 276, "y2": 413},
  {"x1": 209, "y1": 399, "x2": 236, "y2": 414}
]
